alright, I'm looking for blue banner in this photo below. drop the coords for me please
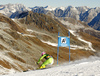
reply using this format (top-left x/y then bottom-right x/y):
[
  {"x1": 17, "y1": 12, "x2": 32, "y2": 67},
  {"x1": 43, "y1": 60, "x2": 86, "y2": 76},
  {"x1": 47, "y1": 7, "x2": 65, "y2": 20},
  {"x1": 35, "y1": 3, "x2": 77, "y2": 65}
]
[
  {"x1": 58, "y1": 37, "x2": 70, "y2": 47},
  {"x1": 57, "y1": 32, "x2": 70, "y2": 65}
]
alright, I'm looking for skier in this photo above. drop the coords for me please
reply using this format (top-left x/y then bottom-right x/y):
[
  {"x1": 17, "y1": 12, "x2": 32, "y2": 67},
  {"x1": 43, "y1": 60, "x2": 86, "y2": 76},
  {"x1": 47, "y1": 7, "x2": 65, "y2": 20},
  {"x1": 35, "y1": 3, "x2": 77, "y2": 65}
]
[{"x1": 37, "y1": 52, "x2": 54, "y2": 69}]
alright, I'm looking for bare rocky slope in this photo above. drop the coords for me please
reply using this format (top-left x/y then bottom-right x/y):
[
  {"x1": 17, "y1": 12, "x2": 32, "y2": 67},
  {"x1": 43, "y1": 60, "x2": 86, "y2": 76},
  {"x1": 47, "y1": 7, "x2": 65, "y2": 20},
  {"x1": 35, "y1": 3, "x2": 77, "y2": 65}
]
[{"x1": 0, "y1": 12, "x2": 100, "y2": 75}]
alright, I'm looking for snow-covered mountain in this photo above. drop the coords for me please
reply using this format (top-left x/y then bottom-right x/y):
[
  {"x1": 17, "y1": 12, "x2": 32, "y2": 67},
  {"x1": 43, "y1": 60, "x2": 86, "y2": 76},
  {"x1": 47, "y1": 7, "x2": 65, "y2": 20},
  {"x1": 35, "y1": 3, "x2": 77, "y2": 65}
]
[
  {"x1": 32, "y1": 6, "x2": 100, "y2": 31},
  {"x1": 0, "y1": 3, "x2": 31, "y2": 17},
  {"x1": 0, "y1": 4, "x2": 100, "y2": 31},
  {"x1": 88, "y1": 13, "x2": 100, "y2": 30},
  {"x1": 44, "y1": 6, "x2": 56, "y2": 11}
]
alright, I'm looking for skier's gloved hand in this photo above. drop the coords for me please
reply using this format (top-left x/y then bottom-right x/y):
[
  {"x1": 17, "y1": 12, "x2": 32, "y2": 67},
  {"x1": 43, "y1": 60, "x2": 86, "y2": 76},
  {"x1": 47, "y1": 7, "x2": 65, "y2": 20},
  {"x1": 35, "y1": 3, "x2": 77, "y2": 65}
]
[{"x1": 37, "y1": 62, "x2": 39, "y2": 64}]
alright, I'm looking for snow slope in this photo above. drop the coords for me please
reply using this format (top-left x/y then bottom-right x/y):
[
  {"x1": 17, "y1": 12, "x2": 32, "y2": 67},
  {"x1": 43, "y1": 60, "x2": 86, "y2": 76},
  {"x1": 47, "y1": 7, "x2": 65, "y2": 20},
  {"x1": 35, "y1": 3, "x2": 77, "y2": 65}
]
[{"x1": 1, "y1": 56, "x2": 100, "y2": 76}]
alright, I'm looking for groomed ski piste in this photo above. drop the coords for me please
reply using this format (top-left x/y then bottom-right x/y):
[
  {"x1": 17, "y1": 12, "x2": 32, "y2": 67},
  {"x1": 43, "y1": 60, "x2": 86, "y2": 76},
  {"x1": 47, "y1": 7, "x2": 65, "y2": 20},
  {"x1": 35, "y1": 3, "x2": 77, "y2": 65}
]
[{"x1": 1, "y1": 56, "x2": 100, "y2": 76}]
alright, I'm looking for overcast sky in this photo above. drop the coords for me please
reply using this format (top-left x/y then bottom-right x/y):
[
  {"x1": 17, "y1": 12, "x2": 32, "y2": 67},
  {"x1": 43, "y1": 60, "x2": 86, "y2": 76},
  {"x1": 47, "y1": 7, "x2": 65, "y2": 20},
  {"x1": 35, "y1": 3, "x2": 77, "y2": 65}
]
[{"x1": 0, "y1": 0, "x2": 100, "y2": 8}]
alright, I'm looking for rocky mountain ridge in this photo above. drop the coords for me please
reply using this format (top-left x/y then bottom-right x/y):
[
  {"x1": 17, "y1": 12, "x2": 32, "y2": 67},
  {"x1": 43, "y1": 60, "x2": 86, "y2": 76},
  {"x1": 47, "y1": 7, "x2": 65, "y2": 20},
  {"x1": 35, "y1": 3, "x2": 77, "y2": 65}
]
[
  {"x1": 32, "y1": 6, "x2": 100, "y2": 31},
  {"x1": 0, "y1": 3, "x2": 31, "y2": 17},
  {"x1": 0, "y1": 4, "x2": 100, "y2": 31}
]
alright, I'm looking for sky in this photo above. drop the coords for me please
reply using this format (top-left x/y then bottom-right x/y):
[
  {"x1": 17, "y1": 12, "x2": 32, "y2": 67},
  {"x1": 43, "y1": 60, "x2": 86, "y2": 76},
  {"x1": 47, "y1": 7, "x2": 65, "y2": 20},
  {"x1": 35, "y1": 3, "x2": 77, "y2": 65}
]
[{"x1": 0, "y1": 0, "x2": 100, "y2": 8}]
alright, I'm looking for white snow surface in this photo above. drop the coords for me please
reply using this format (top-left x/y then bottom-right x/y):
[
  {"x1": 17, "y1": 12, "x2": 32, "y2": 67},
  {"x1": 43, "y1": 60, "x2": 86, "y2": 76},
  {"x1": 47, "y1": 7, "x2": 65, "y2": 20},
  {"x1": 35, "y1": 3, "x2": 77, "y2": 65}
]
[
  {"x1": 41, "y1": 40, "x2": 57, "y2": 47},
  {"x1": 1, "y1": 56, "x2": 100, "y2": 76}
]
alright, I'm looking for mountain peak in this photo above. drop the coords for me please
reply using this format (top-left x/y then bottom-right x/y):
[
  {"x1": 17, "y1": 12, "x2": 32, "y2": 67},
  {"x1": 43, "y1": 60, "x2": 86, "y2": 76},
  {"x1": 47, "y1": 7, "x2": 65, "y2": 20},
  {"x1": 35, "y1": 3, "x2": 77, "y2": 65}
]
[
  {"x1": 44, "y1": 5, "x2": 56, "y2": 11},
  {"x1": 0, "y1": 3, "x2": 31, "y2": 17}
]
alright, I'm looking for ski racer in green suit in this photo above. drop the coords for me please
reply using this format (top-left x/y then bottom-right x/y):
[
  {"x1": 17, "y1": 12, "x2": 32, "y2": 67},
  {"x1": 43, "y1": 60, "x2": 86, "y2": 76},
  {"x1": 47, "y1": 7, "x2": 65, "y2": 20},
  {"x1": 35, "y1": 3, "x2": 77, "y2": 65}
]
[{"x1": 37, "y1": 52, "x2": 54, "y2": 69}]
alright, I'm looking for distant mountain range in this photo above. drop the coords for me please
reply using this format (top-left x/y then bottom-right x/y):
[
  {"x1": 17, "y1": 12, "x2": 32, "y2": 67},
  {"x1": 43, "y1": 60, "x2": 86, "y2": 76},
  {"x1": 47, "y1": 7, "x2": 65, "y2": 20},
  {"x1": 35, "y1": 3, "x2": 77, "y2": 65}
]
[
  {"x1": 0, "y1": 3, "x2": 100, "y2": 31},
  {"x1": 31, "y1": 6, "x2": 100, "y2": 31},
  {"x1": 0, "y1": 4, "x2": 31, "y2": 17}
]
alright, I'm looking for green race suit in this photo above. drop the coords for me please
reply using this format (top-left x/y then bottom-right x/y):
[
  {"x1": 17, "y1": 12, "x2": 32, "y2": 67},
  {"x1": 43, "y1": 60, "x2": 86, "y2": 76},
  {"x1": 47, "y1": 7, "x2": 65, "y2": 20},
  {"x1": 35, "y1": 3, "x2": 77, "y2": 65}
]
[{"x1": 37, "y1": 54, "x2": 54, "y2": 68}]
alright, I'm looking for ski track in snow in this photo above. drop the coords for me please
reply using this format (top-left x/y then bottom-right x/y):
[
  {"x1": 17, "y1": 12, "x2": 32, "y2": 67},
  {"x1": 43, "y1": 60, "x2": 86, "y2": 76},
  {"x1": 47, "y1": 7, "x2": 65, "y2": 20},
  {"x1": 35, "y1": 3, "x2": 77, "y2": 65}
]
[
  {"x1": 69, "y1": 30, "x2": 96, "y2": 52},
  {"x1": 40, "y1": 29, "x2": 96, "y2": 51},
  {"x1": 17, "y1": 29, "x2": 96, "y2": 51},
  {"x1": 1, "y1": 56, "x2": 100, "y2": 76}
]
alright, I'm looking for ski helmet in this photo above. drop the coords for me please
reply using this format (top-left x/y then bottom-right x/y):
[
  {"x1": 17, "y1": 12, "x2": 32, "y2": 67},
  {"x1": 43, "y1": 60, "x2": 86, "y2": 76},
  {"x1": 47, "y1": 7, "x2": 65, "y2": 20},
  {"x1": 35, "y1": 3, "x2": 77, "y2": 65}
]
[{"x1": 41, "y1": 52, "x2": 46, "y2": 56}]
